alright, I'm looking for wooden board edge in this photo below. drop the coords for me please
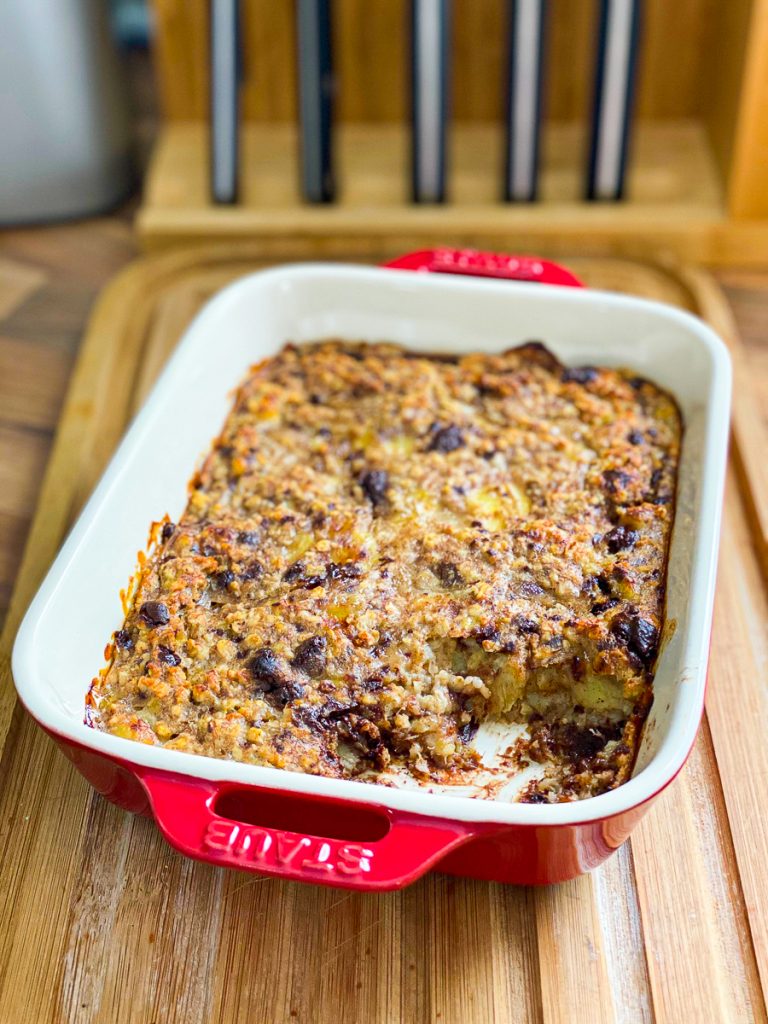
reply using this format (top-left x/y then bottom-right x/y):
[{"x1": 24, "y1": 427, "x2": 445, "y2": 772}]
[
  {"x1": 670, "y1": 260, "x2": 768, "y2": 582},
  {"x1": 0, "y1": 253, "x2": 213, "y2": 761}
]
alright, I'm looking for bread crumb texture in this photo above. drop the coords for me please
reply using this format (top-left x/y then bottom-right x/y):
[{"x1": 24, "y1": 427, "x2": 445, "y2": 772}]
[{"x1": 89, "y1": 340, "x2": 680, "y2": 802}]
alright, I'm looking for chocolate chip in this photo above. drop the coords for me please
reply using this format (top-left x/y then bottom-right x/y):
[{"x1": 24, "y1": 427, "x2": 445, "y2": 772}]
[
  {"x1": 582, "y1": 575, "x2": 598, "y2": 595},
  {"x1": 241, "y1": 560, "x2": 263, "y2": 581},
  {"x1": 300, "y1": 575, "x2": 327, "y2": 589},
  {"x1": 238, "y1": 530, "x2": 259, "y2": 546},
  {"x1": 591, "y1": 597, "x2": 619, "y2": 615},
  {"x1": 326, "y1": 561, "x2": 362, "y2": 582},
  {"x1": 139, "y1": 601, "x2": 169, "y2": 627},
  {"x1": 631, "y1": 618, "x2": 659, "y2": 661},
  {"x1": 604, "y1": 526, "x2": 639, "y2": 554},
  {"x1": 596, "y1": 574, "x2": 612, "y2": 595},
  {"x1": 271, "y1": 681, "x2": 306, "y2": 708},
  {"x1": 114, "y1": 629, "x2": 133, "y2": 650},
  {"x1": 362, "y1": 674, "x2": 385, "y2": 691},
  {"x1": 359, "y1": 469, "x2": 389, "y2": 508},
  {"x1": 337, "y1": 714, "x2": 385, "y2": 763},
  {"x1": 292, "y1": 636, "x2": 327, "y2": 677},
  {"x1": 374, "y1": 630, "x2": 393, "y2": 650},
  {"x1": 283, "y1": 561, "x2": 306, "y2": 582},
  {"x1": 560, "y1": 724, "x2": 617, "y2": 762},
  {"x1": 214, "y1": 569, "x2": 235, "y2": 589},
  {"x1": 250, "y1": 647, "x2": 282, "y2": 690},
  {"x1": 646, "y1": 466, "x2": 671, "y2": 505},
  {"x1": 157, "y1": 645, "x2": 181, "y2": 666},
  {"x1": 458, "y1": 719, "x2": 479, "y2": 744},
  {"x1": 473, "y1": 624, "x2": 501, "y2": 644},
  {"x1": 610, "y1": 613, "x2": 659, "y2": 667},
  {"x1": 514, "y1": 342, "x2": 561, "y2": 371},
  {"x1": 627, "y1": 430, "x2": 644, "y2": 445},
  {"x1": 603, "y1": 469, "x2": 631, "y2": 495},
  {"x1": 519, "y1": 580, "x2": 544, "y2": 598},
  {"x1": 513, "y1": 615, "x2": 540, "y2": 634},
  {"x1": 561, "y1": 366, "x2": 598, "y2": 384},
  {"x1": 427, "y1": 424, "x2": 465, "y2": 453},
  {"x1": 433, "y1": 560, "x2": 463, "y2": 587},
  {"x1": 161, "y1": 522, "x2": 175, "y2": 542}
]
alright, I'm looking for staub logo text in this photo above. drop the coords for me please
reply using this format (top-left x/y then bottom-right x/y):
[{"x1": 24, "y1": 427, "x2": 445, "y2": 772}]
[{"x1": 203, "y1": 820, "x2": 374, "y2": 876}]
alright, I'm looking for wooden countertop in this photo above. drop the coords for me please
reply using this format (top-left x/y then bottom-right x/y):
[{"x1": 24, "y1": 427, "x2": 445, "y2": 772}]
[
  {"x1": 0, "y1": 218, "x2": 136, "y2": 626},
  {"x1": 2, "y1": 220, "x2": 768, "y2": 1024}
]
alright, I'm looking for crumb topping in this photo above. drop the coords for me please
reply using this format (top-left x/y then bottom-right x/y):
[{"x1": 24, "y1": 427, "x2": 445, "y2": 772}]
[{"x1": 88, "y1": 340, "x2": 680, "y2": 802}]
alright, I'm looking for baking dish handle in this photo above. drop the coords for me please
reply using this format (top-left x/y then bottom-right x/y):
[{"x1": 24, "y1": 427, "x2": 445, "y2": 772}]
[
  {"x1": 139, "y1": 769, "x2": 481, "y2": 890},
  {"x1": 383, "y1": 247, "x2": 584, "y2": 287}
]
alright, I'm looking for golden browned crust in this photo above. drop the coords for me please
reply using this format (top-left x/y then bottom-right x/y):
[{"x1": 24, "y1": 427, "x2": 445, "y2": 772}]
[{"x1": 88, "y1": 340, "x2": 680, "y2": 802}]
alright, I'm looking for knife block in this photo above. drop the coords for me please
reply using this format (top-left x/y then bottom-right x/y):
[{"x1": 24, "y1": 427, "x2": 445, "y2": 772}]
[{"x1": 139, "y1": 0, "x2": 768, "y2": 265}]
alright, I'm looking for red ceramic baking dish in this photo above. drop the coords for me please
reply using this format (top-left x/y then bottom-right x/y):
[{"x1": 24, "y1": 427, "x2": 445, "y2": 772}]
[{"x1": 12, "y1": 249, "x2": 731, "y2": 889}]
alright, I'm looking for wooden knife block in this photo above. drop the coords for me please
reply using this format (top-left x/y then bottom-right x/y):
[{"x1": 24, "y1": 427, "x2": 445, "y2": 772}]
[{"x1": 139, "y1": 0, "x2": 768, "y2": 265}]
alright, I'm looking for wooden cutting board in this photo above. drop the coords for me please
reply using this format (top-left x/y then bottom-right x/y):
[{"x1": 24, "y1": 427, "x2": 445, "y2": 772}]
[{"x1": 1, "y1": 247, "x2": 767, "y2": 1024}]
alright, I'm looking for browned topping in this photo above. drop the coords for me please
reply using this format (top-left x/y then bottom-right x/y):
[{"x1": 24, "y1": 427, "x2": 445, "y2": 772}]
[{"x1": 90, "y1": 340, "x2": 680, "y2": 802}]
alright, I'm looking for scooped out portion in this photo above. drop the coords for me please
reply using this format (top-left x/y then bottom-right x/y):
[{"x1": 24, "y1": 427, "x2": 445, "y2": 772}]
[{"x1": 88, "y1": 340, "x2": 680, "y2": 803}]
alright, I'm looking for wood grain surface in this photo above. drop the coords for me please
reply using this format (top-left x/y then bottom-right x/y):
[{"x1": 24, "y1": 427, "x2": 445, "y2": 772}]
[
  {"x1": 138, "y1": 121, "x2": 765, "y2": 266},
  {"x1": 142, "y1": 1, "x2": 768, "y2": 264},
  {"x1": 150, "y1": 0, "x2": 726, "y2": 124},
  {"x1": 1, "y1": 237, "x2": 768, "y2": 1023}
]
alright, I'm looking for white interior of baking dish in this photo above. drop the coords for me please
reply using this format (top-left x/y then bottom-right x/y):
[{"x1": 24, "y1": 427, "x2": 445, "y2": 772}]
[{"x1": 12, "y1": 264, "x2": 731, "y2": 826}]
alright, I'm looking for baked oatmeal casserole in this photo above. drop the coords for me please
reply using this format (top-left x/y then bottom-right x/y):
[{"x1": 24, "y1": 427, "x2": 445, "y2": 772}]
[{"x1": 88, "y1": 340, "x2": 681, "y2": 803}]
